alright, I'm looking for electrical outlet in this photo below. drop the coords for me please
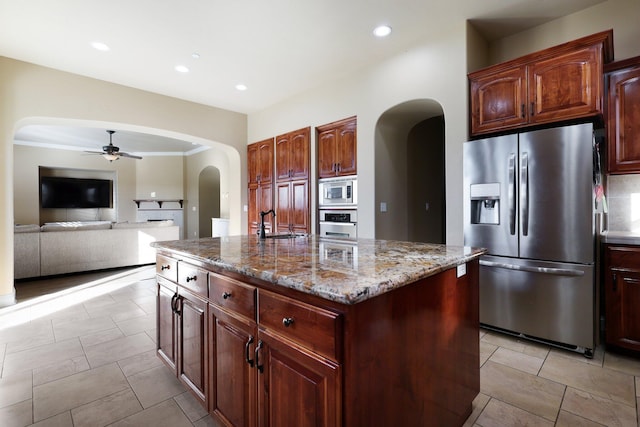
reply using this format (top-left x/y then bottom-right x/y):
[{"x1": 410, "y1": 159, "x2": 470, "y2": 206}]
[{"x1": 380, "y1": 202, "x2": 387, "y2": 212}]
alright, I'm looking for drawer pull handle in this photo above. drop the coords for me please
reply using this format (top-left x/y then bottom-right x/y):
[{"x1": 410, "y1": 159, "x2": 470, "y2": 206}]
[
  {"x1": 222, "y1": 292, "x2": 232, "y2": 300},
  {"x1": 245, "y1": 336, "x2": 254, "y2": 367},
  {"x1": 255, "y1": 340, "x2": 264, "y2": 373},
  {"x1": 282, "y1": 317, "x2": 294, "y2": 327},
  {"x1": 186, "y1": 276, "x2": 197, "y2": 282},
  {"x1": 161, "y1": 265, "x2": 170, "y2": 271}
]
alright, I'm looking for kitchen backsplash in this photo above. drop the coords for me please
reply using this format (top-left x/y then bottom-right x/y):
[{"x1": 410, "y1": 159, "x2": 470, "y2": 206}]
[{"x1": 606, "y1": 174, "x2": 640, "y2": 232}]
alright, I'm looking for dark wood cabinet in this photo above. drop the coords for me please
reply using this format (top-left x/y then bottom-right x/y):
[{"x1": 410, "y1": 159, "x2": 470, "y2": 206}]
[
  {"x1": 469, "y1": 30, "x2": 613, "y2": 137},
  {"x1": 606, "y1": 56, "x2": 640, "y2": 174},
  {"x1": 275, "y1": 128, "x2": 310, "y2": 234},
  {"x1": 275, "y1": 127, "x2": 310, "y2": 181},
  {"x1": 317, "y1": 116, "x2": 357, "y2": 178},
  {"x1": 276, "y1": 180, "x2": 309, "y2": 234},
  {"x1": 604, "y1": 244, "x2": 640, "y2": 352},
  {"x1": 156, "y1": 250, "x2": 479, "y2": 427},
  {"x1": 208, "y1": 273, "x2": 340, "y2": 427},
  {"x1": 248, "y1": 138, "x2": 274, "y2": 235},
  {"x1": 257, "y1": 329, "x2": 341, "y2": 427},
  {"x1": 157, "y1": 273, "x2": 208, "y2": 406}
]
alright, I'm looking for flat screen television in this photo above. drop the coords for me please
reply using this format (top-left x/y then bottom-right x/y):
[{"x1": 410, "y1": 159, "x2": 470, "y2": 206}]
[{"x1": 40, "y1": 176, "x2": 113, "y2": 209}]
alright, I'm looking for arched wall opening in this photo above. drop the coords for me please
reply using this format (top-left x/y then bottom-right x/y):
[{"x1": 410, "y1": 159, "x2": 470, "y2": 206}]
[
  {"x1": 374, "y1": 99, "x2": 446, "y2": 243},
  {"x1": 198, "y1": 166, "x2": 221, "y2": 237}
]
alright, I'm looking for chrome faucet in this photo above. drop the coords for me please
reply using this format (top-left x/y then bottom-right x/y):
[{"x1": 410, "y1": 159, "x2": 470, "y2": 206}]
[{"x1": 259, "y1": 209, "x2": 276, "y2": 239}]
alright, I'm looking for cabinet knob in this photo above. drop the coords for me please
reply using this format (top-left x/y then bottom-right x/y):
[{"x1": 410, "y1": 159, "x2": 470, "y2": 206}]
[
  {"x1": 186, "y1": 275, "x2": 197, "y2": 282},
  {"x1": 161, "y1": 265, "x2": 170, "y2": 271},
  {"x1": 222, "y1": 292, "x2": 232, "y2": 300},
  {"x1": 282, "y1": 317, "x2": 294, "y2": 327}
]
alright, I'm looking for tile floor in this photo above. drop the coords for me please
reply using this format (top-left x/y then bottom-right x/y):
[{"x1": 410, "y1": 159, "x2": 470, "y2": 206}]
[{"x1": 1, "y1": 266, "x2": 639, "y2": 426}]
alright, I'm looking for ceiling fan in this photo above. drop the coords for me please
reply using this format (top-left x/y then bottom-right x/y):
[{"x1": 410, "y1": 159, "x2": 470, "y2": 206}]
[{"x1": 85, "y1": 130, "x2": 143, "y2": 161}]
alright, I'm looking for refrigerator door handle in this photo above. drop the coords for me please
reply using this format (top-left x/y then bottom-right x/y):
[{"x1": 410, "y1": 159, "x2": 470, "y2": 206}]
[
  {"x1": 508, "y1": 153, "x2": 516, "y2": 235},
  {"x1": 520, "y1": 152, "x2": 529, "y2": 236},
  {"x1": 480, "y1": 260, "x2": 585, "y2": 277}
]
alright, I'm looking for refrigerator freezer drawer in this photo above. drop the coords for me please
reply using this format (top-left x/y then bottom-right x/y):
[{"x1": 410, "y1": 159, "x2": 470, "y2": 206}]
[{"x1": 479, "y1": 255, "x2": 594, "y2": 350}]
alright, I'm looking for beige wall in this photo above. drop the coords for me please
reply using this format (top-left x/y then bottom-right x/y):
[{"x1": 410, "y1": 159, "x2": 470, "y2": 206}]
[
  {"x1": 0, "y1": 57, "x2": 246, "y2": 305},
  {"x1": 135, "y1": 156, "x2": 184, "y2": 200},
  {"x1": 247, "y1": 0, "x2": 640, "y2": 246}
]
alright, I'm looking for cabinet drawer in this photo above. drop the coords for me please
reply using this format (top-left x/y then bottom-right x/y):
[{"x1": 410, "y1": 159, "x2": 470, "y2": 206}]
[
  {"x1": 607, "y1": 246, "x2": 640, "y2": 270},
  {"x1": 178, "y1": 262, "x2": 208, "y2": 297},
  {"x1": 209, "y1": 273, "x2": 256, "y2": 320},
  {"x1": 258, "y1": 290, "x2": 341, "y2": 361},
  {"x1": 156, "y1": 255, "x2": 178, "y2": 282}
]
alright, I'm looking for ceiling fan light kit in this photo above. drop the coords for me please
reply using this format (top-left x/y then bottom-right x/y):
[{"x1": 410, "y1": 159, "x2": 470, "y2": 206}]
[{"x1": 85, "y1": 130, "x2": 143, "y2": 161}]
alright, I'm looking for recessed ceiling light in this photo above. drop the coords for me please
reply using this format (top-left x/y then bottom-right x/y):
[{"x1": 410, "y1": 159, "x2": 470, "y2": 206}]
[
  {"x1": 175, "y1": 65, "x2": 189, "y2": 73},
  {"x1": 236, "y1": 84, "x2": 247, "y2": 91},
  {"x1": 191, "y1": 52, "x2": 201, "y2": 59},
  {"x1": 373, "y1": 25, "x2": 392, "y2": 38},
  {"x1": 91, "y1": 42, "x2": 110, "y2": 51}
]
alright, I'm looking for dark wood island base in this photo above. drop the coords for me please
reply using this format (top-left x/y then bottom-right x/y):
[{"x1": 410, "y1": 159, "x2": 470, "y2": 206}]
[{"x1": 152, "y1": 235, "x2": 482, "y2": 427}]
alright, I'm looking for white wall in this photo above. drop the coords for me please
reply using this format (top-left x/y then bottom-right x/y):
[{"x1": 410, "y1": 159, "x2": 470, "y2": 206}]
[
  {"x1": 0, "y1": 57, "x2": 246, "y2": 305},
  {"x1": 249, "y1": 23, "x2": 470, "y2": 245},
  {"x1": 248, "y1": 0, "x2": 640, "y2": 247}
]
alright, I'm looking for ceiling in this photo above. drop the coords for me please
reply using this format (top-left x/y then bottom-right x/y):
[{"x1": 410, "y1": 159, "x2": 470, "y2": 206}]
[{"x1": 1, "y1": 0, "x2": 604, "y2": 154}]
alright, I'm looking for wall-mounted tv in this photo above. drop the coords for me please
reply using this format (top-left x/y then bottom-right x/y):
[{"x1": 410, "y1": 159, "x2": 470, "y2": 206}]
[{"x1": 40, "y1": 176, "x2": 113, "y2": 209}]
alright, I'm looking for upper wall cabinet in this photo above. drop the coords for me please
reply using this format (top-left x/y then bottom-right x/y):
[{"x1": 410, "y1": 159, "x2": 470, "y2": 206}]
[
  {"x1": 606, "y1": 56, "x2": 640, "y2": 174},
  {"x1": 468, "y1": 30, "x2": 613, "y2": 137},
  {"x1": 248, "y1": 138, "x2": 274, "y2": 186},
  {"x1": 317, "y1": 116, "x2": 357, "y2": 178},
  {"x1": 275, "y1": 127, "x2": 310, "y2": 182}
]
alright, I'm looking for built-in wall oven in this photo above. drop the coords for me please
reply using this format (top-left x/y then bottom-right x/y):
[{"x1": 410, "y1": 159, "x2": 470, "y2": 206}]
[
  {"x1": 319, "y1": 209, "x2": 357, "y2": 239},
  {"x1": 318, "y1": 176, "x2": 357, "y2": 239}
]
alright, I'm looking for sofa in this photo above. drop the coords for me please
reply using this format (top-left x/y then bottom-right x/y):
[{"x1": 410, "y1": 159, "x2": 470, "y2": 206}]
[{"x1": 14, "y1": 220, "x2": 180, "y2": 279}]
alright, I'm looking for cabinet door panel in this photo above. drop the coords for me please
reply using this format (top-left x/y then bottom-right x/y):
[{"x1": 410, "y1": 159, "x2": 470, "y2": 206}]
[
  {"x1": 258, "y1": 331, "x2": 340, "y2": 427},
  {"x1": 528, "y1": 46, "x2": 601, "y2": 124},
  {"x1": 290, "y1": 181, "x2": 308, "y2": 233},
  {"x1": 258, "y1": 140, "x2": 274, "y2": 184},
  {"x1": 289, "y1": 128, "x2": 310, "y2": 179},
  {"x1": 336, "y1": 121, "x2": 357, "y2": 176},
  {"x1": 157, "y1": 280, "x2": 177, "y2": 369},
  {"x1": 608, "y1": 63, "x2": 640, "y2": 173},
  {"x1": 317, "y1": 130, "x2": 337, "y2": 178},
  {"x1": 179, "y1": 291, "x2": 207, "y2": 402},
  {"x1": 276, "y1": 182, "x2": 291, "y2": 233},
  {"x1": 604, "y1": 245, "x2": 640, "y2": 352},
  {"x1": 470, "y1": 66, "x2": 527, "y2": 135},
  {"x1": 210, "y1": 305, "x2": 257, "y2": 427},
  {"x1": 275, "y1": 134, "x2": 291, "y2": 182}
]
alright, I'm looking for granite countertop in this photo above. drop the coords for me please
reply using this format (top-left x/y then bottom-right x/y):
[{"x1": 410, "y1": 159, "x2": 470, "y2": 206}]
[
  {"x1": 152, "y1": 235, "x2": 485, "y2": 304},
  {"x1": 600, "y1": 230, "x2": 640, "y2": 245}
]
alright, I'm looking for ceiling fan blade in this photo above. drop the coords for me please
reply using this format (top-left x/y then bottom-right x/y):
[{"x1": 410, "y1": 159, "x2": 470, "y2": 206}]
[
  {"x1": 119, "y1": 152, "x2": 143, "y2": 159},
  {"x1": 84, "y1": 151, "x2": 105, "y2": 155}
]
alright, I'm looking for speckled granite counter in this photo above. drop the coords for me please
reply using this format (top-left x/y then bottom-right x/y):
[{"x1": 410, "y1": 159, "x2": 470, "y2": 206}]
[{"x1": 152, "y1": 234, "x2": 485, "y2": 304}]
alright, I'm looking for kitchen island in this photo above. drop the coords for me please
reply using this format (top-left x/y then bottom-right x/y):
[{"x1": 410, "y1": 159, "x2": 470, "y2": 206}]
[{"x1": 152, "y1": 235, "x2": 484, "y2": 427}]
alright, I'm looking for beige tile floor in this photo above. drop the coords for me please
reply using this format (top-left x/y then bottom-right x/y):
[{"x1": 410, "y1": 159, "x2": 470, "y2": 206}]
[{"x1": 1, "y1": 266, "x2": 639, "y2": 426}]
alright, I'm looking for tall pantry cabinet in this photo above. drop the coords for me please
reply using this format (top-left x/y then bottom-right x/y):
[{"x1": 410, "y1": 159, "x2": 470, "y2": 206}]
[{"x1": 247, "y1": 138, "x2": 274, "y2": 236}]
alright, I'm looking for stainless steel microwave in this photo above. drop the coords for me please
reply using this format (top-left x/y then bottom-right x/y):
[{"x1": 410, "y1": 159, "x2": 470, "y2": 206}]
[{"x1": 319, "y1": 176, "x2": 357, "y2": 207}]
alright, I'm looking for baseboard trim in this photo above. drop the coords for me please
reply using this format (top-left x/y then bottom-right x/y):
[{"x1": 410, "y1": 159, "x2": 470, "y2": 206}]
[{"x1": 0, "y1": 288, "x2": 17, "y2": 308}]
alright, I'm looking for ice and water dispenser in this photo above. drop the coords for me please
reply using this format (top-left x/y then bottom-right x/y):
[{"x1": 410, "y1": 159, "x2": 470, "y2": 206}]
[{"x1": 470, "y1": 183, "x2": 500, "y2": 225}]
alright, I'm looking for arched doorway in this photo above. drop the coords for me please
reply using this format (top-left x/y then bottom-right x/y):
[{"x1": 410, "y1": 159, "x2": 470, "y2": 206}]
[
  {"x1": 198, "y1": 166, "x2": 221, "y2": 237},
  {"x1": 374, "y1": 99, "x2": 446, "y2": 243}
]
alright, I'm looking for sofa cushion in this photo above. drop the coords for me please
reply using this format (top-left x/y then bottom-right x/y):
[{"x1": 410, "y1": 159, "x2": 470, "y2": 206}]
[
  {"x1": 112, "y1": 220, "x2": 174, "y2": 229},
  {"x1": 41, "y1": 221, "x2": 112, "y2": 232},
  {"x1": 14, "y1": 224, "x2": 41, "y2": 233}
]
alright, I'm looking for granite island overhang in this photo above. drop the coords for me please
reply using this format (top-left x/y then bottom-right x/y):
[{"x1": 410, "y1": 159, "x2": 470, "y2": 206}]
[{"x1": 152, "y1": 235, "x2": 486, "y2": 427}]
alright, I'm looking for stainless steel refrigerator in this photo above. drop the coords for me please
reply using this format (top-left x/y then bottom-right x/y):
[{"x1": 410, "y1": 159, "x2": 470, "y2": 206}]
[{"x1": 463, "y1": 123, "x2": 596, "y2": 356}]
